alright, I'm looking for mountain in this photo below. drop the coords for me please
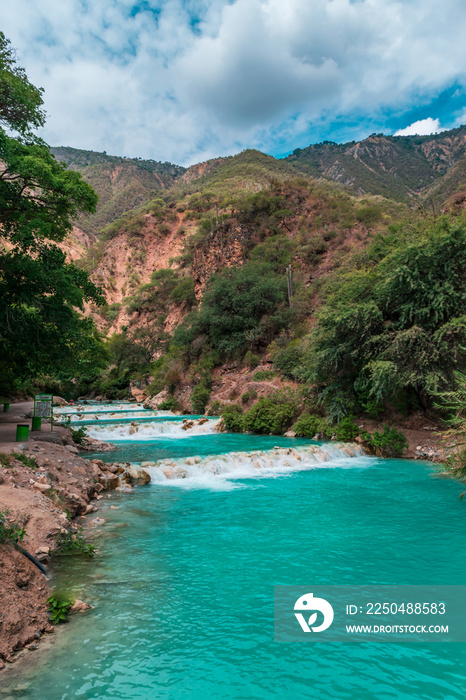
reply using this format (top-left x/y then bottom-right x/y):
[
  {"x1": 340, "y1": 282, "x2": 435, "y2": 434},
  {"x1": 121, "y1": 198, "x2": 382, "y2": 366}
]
[
  {"x1": 53, "y1": 126, "x2": 466, "y2": 239},
  {"x1": 47, "y1": 132, "x2": 466, "y2": 427},
  {"x1": 50, "y1": 146, "x2": 186, "y2": 235},
  {"x1": 286, "y1": 125, "x2": 466, "y2": 202}
]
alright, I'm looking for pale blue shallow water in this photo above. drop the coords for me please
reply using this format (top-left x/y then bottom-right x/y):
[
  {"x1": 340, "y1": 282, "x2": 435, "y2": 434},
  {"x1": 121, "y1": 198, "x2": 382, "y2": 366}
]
[{"x1": 4, "y1": 410, "x2": 466, "y2": 699}]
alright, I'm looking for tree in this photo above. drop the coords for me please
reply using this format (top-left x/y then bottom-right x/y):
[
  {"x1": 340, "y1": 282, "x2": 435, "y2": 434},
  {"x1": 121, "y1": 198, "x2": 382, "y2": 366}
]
[
  {"x1": 175, "y1": 262, "x2": 293, "y2": 357},
  {"x1": 0, "y1": 34, "x2": 104, "y2": 397},
  {"x1": 306, "y1": 217, "x2": 466, "y2": 417},
  {"x1": 0, "y1": 32, "x2": 45, "y2": 135}
]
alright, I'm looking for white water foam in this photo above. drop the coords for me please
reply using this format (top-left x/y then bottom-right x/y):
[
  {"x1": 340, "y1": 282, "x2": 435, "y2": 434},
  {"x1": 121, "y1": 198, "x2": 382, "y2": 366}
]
[
  {"x1": 85, "y1": 418, "x2": 221, "y2": 441},
  {"x1": 57, "y1": 410, "x2": 173, "y2": 423},
  {"x1": 54, "y1": 402, "x2": 148, "y2": 415},
  {"x1": 139, "y1": 443, "x2": 369, "y2": 490}
]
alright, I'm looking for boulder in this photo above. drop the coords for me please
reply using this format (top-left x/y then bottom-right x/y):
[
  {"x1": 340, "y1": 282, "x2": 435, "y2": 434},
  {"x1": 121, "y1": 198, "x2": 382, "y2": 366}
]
[
  {"x1": 123, "y1": 468, "x2": 151, "y2": 486},
  {"x1": 284, "y1": 430, "x2": 296, "y2": 438},
  {"x1": 70, "y1": 600, "x2": 93, "y2": 613},
  {"x1": 143, "y1": 389, "x2": 170, "y2": 410},
  {"x1": 32, "y1": 482, "x2": 51, "y2": 492},
  {"x1": 53, "y1": 396, "x2": 69, "y2": 407},
  {"x1": 98, "y1": 473, "x2": 120, "y2": 491}
]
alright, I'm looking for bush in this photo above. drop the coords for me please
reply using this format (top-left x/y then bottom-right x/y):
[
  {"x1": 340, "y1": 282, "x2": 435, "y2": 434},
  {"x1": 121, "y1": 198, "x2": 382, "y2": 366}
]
[
  {"x1": 207, "y1": 399, "x2": 224, "y2": 416},
  {"x1": 253, "y1": 370, "x2": 275, "y2": 381},
  {"x1": 54, "y1": 530, "x2": 95, "y2": 558},
  {"x1": 292, "y1": 413, "x2": 328, "y2": 438},
  {"x1": 221, "y1": 404, "x2": 245, "y2": 432},
  {"x1": 158, "y1": 398, "x2": 178, "y2": 411},
  {"x1": 250, "y1": 235, "x2": 293, "y2": 272},
  {"x1": 241, "y1": 389, "x2": 258, "y2": 404},
  {"x1": 244, "y1": 351, "x2": 260, "y2": 369},
  {"x1": 242, "y1": 389, "x2": 301, "y2": 435},
  {"x1": 274, "y1": 344, "x2": 305, "y2": 379},
  {"x1": 175, "y1": 262, "x2": 293, "y2": 357},
  {"x1": 334, "y1": 417, "x2": 360, "y2": 441},
  {"x1": 0, "y1": 510, "x2": 26, "y2": 544},
  {"x1": 361, "y1": 426, "x2": 408, "y2": 457},
  {"x1": 71, "y1": 427, "x2": 87, "y2": 445},
  {"x1": 307, "y1": 218, "x2": 466, "y2": 413},
  {"x1": 170, "y1": 277, "x2": 196, "y2": 308},
  {"x1": 191, "y1": 384, "x2": 211, "y2": 414},
  {"x1": 47, "y1": 596, "x2": 74, "y2": 624}
]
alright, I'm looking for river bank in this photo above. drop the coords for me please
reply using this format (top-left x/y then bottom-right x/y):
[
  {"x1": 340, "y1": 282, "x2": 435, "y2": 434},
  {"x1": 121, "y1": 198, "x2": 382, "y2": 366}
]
[{"x1": 0, "y1": 414, "x2": 153, "y2": 666}]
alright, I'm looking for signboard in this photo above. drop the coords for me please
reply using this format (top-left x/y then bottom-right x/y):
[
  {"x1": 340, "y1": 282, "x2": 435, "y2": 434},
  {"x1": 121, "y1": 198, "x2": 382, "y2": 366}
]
[{"x1": 34, "y1": 394, "x2": 53, "y2": 418}]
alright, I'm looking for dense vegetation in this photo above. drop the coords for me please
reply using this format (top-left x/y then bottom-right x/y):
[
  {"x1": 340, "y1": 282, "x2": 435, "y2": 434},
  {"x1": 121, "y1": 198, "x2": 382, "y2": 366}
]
[
  {"x1": 0, "y1": 33, "x2": 106, "y2": 400},
  {"x1": 298, "y1": 216, "x2": 466, "y2": 419}
]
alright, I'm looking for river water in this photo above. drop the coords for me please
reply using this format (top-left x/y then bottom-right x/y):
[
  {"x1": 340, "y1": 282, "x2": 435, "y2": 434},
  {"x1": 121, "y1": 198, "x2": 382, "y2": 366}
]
[{"x1": 3, "y1": 402, "x2": 466, "y2": 699}]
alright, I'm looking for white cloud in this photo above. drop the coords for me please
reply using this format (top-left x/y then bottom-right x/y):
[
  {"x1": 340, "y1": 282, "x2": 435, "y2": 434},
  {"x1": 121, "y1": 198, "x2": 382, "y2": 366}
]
[
  {"x1": 2, "y1": 0, "x2": 466, "y2": 164},
  {"x1": 394, "y1": 117, "x2": 443, "y2": 136}
]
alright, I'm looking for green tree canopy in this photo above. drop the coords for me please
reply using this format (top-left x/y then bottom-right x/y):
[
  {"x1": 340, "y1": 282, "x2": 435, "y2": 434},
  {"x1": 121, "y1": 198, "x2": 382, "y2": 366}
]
[
  {"x1": 305, "y1": 217, "x2": 466, "y2": 417},
  {"x1": 0, "y1": 33, "x2": 104, "y2": 397},
  {"x1": 174, "y1": 261, "x2": 293, "y2": 357},
  {"x1": 0, "y1": 32, "x2": 45, "y2": 135}
]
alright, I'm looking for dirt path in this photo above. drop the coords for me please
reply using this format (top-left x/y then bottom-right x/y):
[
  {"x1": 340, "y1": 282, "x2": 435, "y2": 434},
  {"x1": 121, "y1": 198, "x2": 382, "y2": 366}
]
[{"x1": 0, "y1": 402, "x2": 63, "y2": 452}]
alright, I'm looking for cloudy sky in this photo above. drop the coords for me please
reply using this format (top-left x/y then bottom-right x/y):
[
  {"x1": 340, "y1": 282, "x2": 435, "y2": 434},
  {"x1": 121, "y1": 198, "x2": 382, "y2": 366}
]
[{"x1": 3, "y1": 0, "x2": 466, "y2": 165}]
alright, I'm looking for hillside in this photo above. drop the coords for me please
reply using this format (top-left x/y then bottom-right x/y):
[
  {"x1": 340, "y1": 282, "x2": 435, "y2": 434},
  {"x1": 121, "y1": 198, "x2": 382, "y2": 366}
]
[
  {"x1": 80, "y1": 149, "x2": 406, "y2": 332},
  {"x1": 51, "y1": 146, "x2": 186, "y2": 235},
  {"x1": 287, "y1": 125, "x2": 466, "y2": 202},
  {"x1": 53, "y1": 126, "x2": 466, "y2": 243},
  {"x1": 16, "y1": 131, "x2": 466, "y2": 443}
]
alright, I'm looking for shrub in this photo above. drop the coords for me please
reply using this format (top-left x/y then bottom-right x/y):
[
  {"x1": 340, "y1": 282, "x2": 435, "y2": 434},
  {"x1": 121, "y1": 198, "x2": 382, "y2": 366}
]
[
  {"x1": 158, "y1": 398, "x2": 178, "y2": 411},
  {"x1": 241, "y1": 389, "x2": 258, "y2": 404},
  {"x1": 242, "y1": 390, "x2": 301, "y2": 435},
  {"x1": 253, "y1": 370, "x2": 275, "y2": 381},
  {"x1": 222, "y1": 404, "x2": 245, "y2": 432},
  {"x1": 71, "y1": 427, "x2": 87, "y2": 445},
  {"x1": 308, "y1": 218, "x2": 466, "y2": 413},
  {"x1": 244, "y1": 351, "x2": 260, "y2": 369},
  {"x1": 250, "y1": 235, "x2": 293, "y2": 272},
  {"x1": 361, "y1": 426, "x2": 408, "y2": 457},
  {"x1": 0, "y1": 510, "x2": 26, "y2": 544},
  {"x1": 292, "y1": 413, "x2": 328, "y2": 438},
  {"x1": 207, "y1": 399, "x2": 224, "y2": 416},
  {"x1": 170, "y1": 277, "x2": 196, "y2": 308},
  {"x1": 54, "y1": 530, "x2": 95, "y2": 558},
  {"x1": 191, "y1": 384, "x2": 211, "y2": 414},
  {"x1": 47, "y1": 596, "x2": 74, "y2": 624},
  {"x1": 100, "y1": 303, "x2": 121, "y2": 323},
  {"x1": 274, "y1": 344, "x2": 305, "y2": 379},
  {"x1": 334, "y1": 417, "x2": 360, "y2": 441},
  {"x1": 175, "y1": 262, "x2": 293, "y2": 357}
]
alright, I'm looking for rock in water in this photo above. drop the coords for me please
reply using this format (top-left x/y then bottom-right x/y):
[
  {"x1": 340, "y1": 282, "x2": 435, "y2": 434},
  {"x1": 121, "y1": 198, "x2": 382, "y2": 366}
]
[{"x1": 124, "y1": 468, "x2": 151, "y2": 486}]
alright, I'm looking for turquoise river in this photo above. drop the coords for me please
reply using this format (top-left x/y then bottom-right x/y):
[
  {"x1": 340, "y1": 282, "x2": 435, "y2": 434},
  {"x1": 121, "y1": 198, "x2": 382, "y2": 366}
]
[{"x1": 3, "y1": 402, "x2": 466, "y2": 699}]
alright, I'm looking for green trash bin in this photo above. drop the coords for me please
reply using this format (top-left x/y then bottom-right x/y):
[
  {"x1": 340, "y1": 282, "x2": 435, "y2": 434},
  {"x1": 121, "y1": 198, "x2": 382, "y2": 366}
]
[
  {"x1": 16, "y1": 424, "x2": 29, "y2": 442},
  {"x1": 3, "y1": 403, "x2": 10, "y2": 412},
  {"x1": 32, "y1": 416, "x2": 42, "y2": 431}
]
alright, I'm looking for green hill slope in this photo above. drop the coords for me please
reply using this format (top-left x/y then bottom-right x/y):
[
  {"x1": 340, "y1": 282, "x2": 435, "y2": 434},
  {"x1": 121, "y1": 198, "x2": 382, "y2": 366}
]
[{"x1": 51, "y1": 146, "x2": 186, "y2": 235}]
